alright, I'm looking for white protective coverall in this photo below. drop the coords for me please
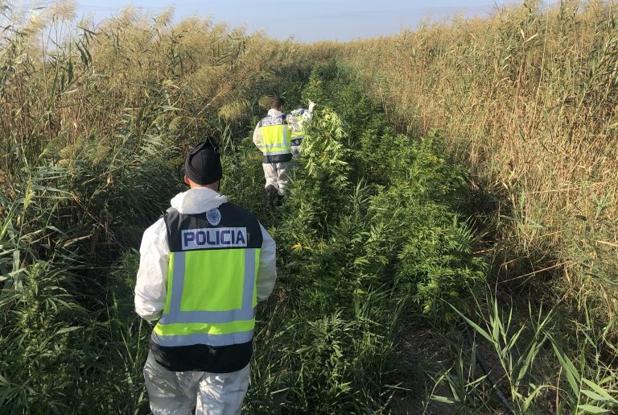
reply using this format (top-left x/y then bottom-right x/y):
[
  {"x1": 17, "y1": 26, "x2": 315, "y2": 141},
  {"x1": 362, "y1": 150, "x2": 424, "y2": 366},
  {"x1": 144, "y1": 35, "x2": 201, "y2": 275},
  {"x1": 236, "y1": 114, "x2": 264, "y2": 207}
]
[
  {"x1": 252, "y1": 108, "x2": 290, "y2": 196},
  {"x1": 135, "y1": 187, "x2": 277, "y2": 415}
]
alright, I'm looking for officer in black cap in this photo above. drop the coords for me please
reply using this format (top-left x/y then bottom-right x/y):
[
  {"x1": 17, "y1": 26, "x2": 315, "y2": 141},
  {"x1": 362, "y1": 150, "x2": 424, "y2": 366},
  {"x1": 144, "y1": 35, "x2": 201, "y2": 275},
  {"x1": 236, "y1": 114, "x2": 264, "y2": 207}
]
[{"x1": 135, "y1": 142, "x2": 278, "y2": 414}]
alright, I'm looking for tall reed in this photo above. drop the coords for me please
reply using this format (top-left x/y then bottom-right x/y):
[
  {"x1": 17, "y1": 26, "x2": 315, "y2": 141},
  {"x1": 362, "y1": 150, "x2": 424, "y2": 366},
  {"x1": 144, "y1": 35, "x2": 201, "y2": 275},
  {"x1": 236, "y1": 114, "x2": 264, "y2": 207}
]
[{"x1": 339, "y1": 0, "x2": 618, "y2": 327}]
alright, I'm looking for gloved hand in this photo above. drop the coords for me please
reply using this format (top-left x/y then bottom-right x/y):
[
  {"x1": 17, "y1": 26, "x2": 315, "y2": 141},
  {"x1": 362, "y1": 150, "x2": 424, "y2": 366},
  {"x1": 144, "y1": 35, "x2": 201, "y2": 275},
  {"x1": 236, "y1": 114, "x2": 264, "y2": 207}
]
[{"x1": 308, "y1": 100, "x2": 316, "y2": 113}]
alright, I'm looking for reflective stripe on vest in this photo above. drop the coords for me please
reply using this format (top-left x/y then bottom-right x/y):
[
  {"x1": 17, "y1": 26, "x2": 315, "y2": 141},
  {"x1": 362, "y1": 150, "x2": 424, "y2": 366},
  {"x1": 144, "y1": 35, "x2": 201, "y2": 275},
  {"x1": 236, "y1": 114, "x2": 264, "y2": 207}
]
[
  {"x1": 259, "y1": 115, "x2": 291, "y2": 156},
  {"x1": 153, "y1": 204, "x2": 262, "y2": 348}
]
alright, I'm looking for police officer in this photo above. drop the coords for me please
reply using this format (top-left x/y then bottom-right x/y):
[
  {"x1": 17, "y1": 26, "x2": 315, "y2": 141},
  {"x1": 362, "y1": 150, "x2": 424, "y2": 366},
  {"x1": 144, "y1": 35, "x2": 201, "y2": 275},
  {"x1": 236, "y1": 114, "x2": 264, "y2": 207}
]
[
  {"x1": 135, "y1": 142, "x2": 277, "y2": 415},
  {"x1": 252, "y1": 96, "x2": 292, "y2": 206},
  {"x1": 288, "y1": 100, "x2": 316, "y2": 158}
]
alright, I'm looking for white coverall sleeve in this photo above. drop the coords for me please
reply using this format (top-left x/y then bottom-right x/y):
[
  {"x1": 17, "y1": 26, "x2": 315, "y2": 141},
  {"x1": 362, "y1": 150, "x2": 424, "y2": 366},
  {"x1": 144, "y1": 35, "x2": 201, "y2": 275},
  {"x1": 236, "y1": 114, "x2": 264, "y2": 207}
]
[
  {"x1": 308, "y1": 100, "x2": 316, "y2": 114},
  {"x1": 252, "y1": 122, "x2": 263, "y2": 151},
  {"x1": 135, "y1": 218, "x2": 169, "y2": 321},
  {"x1": 256, "y1": 223, "x2": 277, "y2": 301}
]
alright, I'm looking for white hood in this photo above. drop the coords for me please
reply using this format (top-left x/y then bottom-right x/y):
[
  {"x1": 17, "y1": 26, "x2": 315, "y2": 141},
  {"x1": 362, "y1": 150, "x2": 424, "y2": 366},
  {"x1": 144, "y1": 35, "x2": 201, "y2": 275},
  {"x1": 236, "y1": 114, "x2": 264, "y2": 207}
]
[{"x1": 169, "y1": 188, "x2": 228, "y2": 214}]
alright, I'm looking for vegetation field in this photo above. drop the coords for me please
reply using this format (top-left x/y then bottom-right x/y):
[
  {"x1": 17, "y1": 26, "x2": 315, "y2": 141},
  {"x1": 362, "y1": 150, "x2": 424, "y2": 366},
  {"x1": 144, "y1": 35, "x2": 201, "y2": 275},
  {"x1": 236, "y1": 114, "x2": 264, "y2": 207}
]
[{"x1": 0, "y1": 1, "x2": 616, "y2": 414}]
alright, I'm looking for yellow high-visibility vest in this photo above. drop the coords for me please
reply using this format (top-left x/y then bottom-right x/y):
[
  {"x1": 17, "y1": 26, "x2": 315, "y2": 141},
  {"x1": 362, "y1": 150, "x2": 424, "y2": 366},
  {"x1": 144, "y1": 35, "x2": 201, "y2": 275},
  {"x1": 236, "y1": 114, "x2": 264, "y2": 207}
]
[
  {"x1": 152, "y1": 204, "x2": 262, "y2": 347},
  {"x1": 290, "y1": 112, "x2": 307, "y2": 141},
  {"x1": 258, "y1": 114, "x2": 292, "y2": 163}
]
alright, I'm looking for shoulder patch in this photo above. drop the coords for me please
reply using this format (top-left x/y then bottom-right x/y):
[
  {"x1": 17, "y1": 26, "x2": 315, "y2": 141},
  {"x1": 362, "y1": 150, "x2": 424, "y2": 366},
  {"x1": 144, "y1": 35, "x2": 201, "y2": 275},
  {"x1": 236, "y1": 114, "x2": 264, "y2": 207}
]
[{"x1": 206, "y1": 208, "x2": 222, "y2": 226}]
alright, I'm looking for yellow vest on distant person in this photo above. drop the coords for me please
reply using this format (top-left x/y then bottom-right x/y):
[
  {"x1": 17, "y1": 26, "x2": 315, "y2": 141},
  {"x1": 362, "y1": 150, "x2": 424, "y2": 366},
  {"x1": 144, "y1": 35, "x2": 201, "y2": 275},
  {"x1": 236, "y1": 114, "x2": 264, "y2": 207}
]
[
  {"x1": 290, "y1": 111, "x2": 308, "y2": 141},
  {"x1": 258, "y1": 114, "x2": 292, "y2": 163}
]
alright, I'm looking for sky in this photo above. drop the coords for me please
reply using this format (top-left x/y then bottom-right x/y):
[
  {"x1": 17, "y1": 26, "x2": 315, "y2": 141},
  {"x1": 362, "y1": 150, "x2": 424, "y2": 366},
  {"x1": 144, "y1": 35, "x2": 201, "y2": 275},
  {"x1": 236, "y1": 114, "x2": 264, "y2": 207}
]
[{"x1": 29, "y1": 0, "x2": 529, "y2": 42}]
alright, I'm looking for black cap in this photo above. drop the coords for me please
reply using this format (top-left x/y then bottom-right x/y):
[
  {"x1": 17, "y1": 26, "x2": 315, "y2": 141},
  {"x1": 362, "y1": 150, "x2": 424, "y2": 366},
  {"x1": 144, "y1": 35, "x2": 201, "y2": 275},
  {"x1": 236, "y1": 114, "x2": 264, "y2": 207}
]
[{"x1": 184, "y1": 142, "x2": 223, "y2": 185}]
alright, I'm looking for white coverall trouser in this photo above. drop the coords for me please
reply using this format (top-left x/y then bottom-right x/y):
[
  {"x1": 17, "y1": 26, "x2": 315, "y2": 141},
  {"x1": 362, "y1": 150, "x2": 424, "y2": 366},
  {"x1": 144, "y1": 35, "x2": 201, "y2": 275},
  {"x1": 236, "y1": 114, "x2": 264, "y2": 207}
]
[
  {"x1": 262, "y1": 162, "x2": 290, "y2": 196},
  {"x1": 144, "y1": 351, "x2": 250, "y2": 415}
]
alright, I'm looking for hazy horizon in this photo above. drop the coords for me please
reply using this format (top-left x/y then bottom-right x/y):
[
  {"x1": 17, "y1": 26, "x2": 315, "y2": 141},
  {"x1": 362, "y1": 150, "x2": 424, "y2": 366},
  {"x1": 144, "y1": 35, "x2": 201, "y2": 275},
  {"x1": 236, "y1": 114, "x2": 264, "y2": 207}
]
[{"x1": 15, "y1": 0, "x2": 536, "y2": 42}]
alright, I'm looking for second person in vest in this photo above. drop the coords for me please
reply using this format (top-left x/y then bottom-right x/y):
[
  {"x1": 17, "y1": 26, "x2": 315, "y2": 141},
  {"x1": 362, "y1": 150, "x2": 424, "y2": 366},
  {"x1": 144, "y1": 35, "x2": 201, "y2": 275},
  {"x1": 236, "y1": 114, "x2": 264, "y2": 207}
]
[
  {"x1": 287, "y1": 100, "x2": 316, "y2": 159},
  {"x1": 252, "y1": 96, "x2": 292, "y2": 206}
]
